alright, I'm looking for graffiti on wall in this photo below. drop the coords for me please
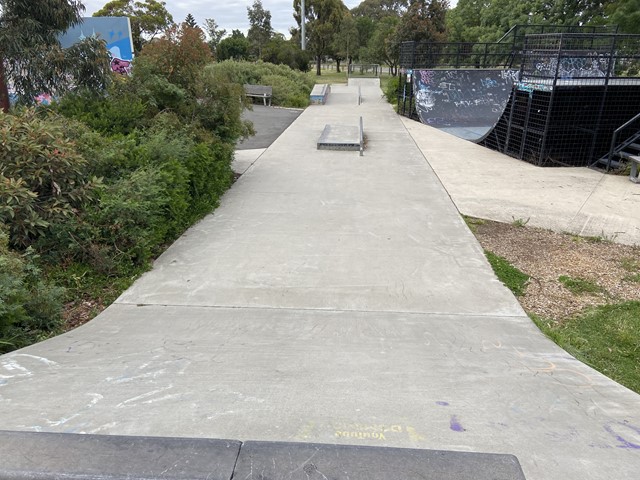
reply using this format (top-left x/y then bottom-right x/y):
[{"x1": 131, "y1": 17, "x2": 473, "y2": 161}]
[
  {"x1": 59, "y1": 17, "x2": 134, "y2": 74},
  {"x1": 413, "y1": 69, "x2": 518, "y2": 129},
  {"x1": 530, "y1": 52, "x2": 611, "y2": 79}
]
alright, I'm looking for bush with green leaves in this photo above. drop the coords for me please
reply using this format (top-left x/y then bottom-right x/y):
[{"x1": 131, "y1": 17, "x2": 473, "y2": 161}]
[
  {"x1": 211, "y1": 60, "x2": 314, "y2": 108},
  {"x1": 384, "y1": 75, "x2": 400, "y2": 106},
  {"x1": 0, "y1": 26, "x2": 245, "y2": 354},
  {"x1": 0, "y1": 109, "x2": 99, "y2": 248},
  {"x1": 0, "y1": 226, "x2": 64, "y2": 354}
]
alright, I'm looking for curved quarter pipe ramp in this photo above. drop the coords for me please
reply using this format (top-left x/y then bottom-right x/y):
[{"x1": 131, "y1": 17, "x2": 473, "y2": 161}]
[{"x1": 413, "y1": 69, "x2": 518, "y2": 141}]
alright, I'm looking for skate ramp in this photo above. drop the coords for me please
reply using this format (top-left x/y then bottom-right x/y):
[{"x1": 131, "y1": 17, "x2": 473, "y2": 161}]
[{"x1": 413, "y1": 69, "x2": 518, "y2": 141}]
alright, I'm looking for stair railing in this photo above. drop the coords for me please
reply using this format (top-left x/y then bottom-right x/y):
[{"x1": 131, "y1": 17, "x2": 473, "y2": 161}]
[{"x1": 606, "y1": 111, "x2": 640, "y2": 170}]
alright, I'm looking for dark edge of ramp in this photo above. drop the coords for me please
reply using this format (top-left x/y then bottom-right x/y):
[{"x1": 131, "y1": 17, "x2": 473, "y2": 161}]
[
  {"x1": 0, "y1": 430, "x2": 241, "y2": 480},
  {"x1": 236, "y1": 441, "x2": 526, "y2": 480},
  {"x1": 0, "y1": 432, "x2": 526, "y2": 480}
]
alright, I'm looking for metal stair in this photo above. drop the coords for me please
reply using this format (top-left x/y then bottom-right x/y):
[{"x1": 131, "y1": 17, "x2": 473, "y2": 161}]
[{"x1": 593, "y1": 112, "x2": 640, "y2": 170}]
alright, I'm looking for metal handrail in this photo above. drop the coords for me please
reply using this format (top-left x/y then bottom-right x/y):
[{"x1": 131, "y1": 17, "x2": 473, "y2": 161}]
[
  {"x1": 606, "y1": 111, "x2": 640, "y2": 170},
  {"x1": 359, "y1": 116, "x2": 364, "y2": 157}
]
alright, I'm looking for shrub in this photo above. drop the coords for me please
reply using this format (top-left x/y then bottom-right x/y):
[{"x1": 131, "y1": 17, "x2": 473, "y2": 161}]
[
  {"x1": 210, "y1": 60, "x2": 314, "y2": 107},
  {"x1": 0, "y1": 109, "x2": 99, "y2": 248},
  {"x1": 0, "y1": 226, "x2": 64, "y2": 353},
  {"x1": 261, "y1": 74, "x2": 311, "y2": 108},
  {"x1": 384, "y1": 75, "x2": 400, "y2": 105},
  {"x1": 54, "y1": 85, "x2": 147, "y2": 136},
  {"x1": 196, "y1": 66, "x2": 253, "y2": 143}
]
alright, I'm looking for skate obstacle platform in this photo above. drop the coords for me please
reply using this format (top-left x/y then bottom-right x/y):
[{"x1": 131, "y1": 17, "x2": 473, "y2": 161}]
[
  {"x1": 0, "y1": 430, "x2": 527, "y2": 480},
  {"x1": 399, "y1": 25, "x2": 640, "y2": 169}
]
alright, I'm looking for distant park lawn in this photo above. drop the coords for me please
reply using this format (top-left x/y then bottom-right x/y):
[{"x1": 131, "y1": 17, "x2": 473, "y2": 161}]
[{"x1": 307, "y1": 66, "x2": 395, "y2": 93}]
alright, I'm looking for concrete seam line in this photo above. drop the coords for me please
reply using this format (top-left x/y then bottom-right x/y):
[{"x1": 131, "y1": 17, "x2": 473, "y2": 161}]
[{"x1": 113, "y1": 301, "x2": 529, "y2": 319}]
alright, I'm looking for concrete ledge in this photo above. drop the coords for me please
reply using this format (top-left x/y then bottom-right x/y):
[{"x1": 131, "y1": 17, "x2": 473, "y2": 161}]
[
  {"x1": 236, "y1": 441, "x2": 527, "y2": 480},
  {"x1": 0, "y1": 432, "x2": 526, "y2": 480},
  {"x1": 0, "y1": 430, "x2": 241, "y2": 480},
  {"x1": 317, "y1": 124, "x2": 361, "y2": 151},
  {"x1": 310, "y1": 84, "x2": 330, "y2": 105}
]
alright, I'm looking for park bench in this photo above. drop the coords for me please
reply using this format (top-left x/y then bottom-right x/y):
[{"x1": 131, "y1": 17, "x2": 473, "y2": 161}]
[{"x1": 244, "y1": 84, "x2": 272, "y2": 106}]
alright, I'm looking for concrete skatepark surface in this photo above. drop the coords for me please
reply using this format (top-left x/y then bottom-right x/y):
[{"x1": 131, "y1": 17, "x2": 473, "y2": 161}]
[
  {"x1": 402, "y1": 117, "x2": 640, "y2": 246},
  {"x1": 0, "y1": 80, "x2": 639, "y2": 480}
]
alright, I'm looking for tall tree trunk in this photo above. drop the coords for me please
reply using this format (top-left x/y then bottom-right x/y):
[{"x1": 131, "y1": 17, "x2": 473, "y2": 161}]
[
  {"x1": 336, "y1": 58, "x2": 341, "y2": 73},
  {"x1": 316, "y1": 55, "x2": 321, "y2": 76},
  {"x1": 0, "y1": 59, "x2": 9, "y2": 113}
]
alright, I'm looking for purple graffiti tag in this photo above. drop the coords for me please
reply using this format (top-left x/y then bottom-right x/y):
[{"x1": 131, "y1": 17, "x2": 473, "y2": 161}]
[
  {"x1": 450, "y1": 415, "x2": 465, "y2": 432},
  {"x1": 436, "y1": 401, "x2": 450, "y2": 406},
  {"x1": 111, "y1": 57, "x2": 132, "y2": 75},
  {"x1": 604, "y1": 422, "x2": 640, "y2": 449}
]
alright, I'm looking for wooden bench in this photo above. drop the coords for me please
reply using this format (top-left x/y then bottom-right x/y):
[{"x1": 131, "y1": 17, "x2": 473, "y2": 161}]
[{"x1": 244, "y1": 84, "x2": 272, "y2": 106}]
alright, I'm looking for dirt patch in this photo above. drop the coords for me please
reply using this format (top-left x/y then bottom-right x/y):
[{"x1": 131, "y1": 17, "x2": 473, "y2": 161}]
[
  {"x1": 471, "y1": 219, "x2": 640, "y2": 321},
  {"x1": 63, "y1": 299, "x2": 107, "y2": 331}
]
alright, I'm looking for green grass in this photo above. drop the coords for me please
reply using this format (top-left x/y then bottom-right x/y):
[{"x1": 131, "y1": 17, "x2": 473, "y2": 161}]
[
  {"x1": 484, "y1": 250, "x2": 530, "y2": 297},
  {"x1": 531, "y1": 301, "x2": 640, "y2": 393},
  {"x1": 511, "y1": 216, "x2": 530, "y2": 227},
  {"x1": 462, "y1": 215, "x2": 486, "y2": 233},
  {"x1": 623, "y1": 273, "x2": 640, "y2": 283},
  {"x1": 558, "y1": 275, "x2": 606, "y2": 295},
  {"x1": 46, "y1": 262, "x2": 143, "y2": 312},
  {"x1": 307, "y1": 66, "x2": 395, "y2": 89},
  {"x1": 620, "y1": 257, "x2": 640, "y2": 272},
  {"x1": 307, "y1": 69, "x2": 347, "y2": 84}
]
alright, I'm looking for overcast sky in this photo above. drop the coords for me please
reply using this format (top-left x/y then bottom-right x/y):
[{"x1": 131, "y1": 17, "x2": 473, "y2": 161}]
[
  {"x1": 81, "y1": 1, "x2": 458, "y2": 37},
  {"x1": 80, "y1": 1, "x2": 362, "y2": 36}
]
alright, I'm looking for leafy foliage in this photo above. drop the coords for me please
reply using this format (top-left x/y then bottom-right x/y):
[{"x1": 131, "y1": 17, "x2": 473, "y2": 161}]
[
  {"x1": 396, "y1": 0, "x2": 448, "y2": 43},
  {"x1": 1, "y1": 21, "x2": 246, "y2": 353},
  {"x1": 0, "y1": 109, "x2": 99, "y2": 247},
  {"x1": 184, "y1": 13, "x2": 198, "y2": 28},
  {"x1": 203, "y1": 18, "x2": 227, "y2": 58},
  {"x1": 0, "y1": 227, "x2": 64, "y2": 354},
  {"x1": 247, "y1": 0, "x2": 274, "y2": 59},
  {"x1": 211, "y1": 60, "x2": 314, "y2": 108},
  {"x1": 135, "y1": 24, "x2": 213, "y2": 93},
  {"x1": 217, "y1": 30, "x2": 251, "y2": 61},
  {"x1": 0, "y1": 0, "x2": 111, "y2": 108},
  {"x1": 93, "y1": 0, "x2": 174, "y2": 52},
  {"x1": 294, "y1": 0, "x2": 349, "y2": 75},
  {"x1": 262, "y1": 35, "x2": 312, "y2": 72}
]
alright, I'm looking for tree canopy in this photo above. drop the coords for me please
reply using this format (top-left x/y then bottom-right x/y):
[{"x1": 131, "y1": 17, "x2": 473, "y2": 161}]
[
  {"x1": 94, "y1": 0, "x2": 174, "y2": 52},
  {"x1": 294, "y1": 0, "x2": 349, "y2": 75},
  {"x1": 0, "y1": 0, "x2": 111, "y2": 111},
  {"x1": 247, "y1": 0, "x2": 274, "y2": 59}
]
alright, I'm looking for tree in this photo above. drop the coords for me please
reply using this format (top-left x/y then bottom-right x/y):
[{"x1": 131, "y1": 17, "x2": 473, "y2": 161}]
[
  {"x1": 294, "y1": 0, "x2": 349, "y2": 75},
  {"x1": 247, "y1": 0, "x2": 273, "y2": 59},
  {"x1": 136, "y1": 25, "x2": 211, "y2": 93},
  {"x1": 262, "y1": 34, "x2": 312, "y2": 71},
  {"x1": 184, "y1": 13, "x2": 197, "y2": 28},
  {"x1": 217, "y1": 30, "x2": 251, "y2": 61},
  {"x1": 395, "y1": 0, "x2": 448, "y2": 43},
  {"x1": 204, "y1": 18, "x2": 226, "y2": 58},
  {"x1": 351, "y1": 0, "x2": 408, "y2": 19},
  {"x1": 94, "y1": 0, "x2": 174, "y2": 52},
  {"x1": 607, "y1": 0, "x2": 640, "y2": 33},
  {"x1": 331, "y1": 12, "x2": 359, "y2": 72},
  {"x1": 363, "y1": 15, "x2": 401, "y2": 74},
  {"x1": 0, "y1": 0, "x2": 111, "y2": 111}
]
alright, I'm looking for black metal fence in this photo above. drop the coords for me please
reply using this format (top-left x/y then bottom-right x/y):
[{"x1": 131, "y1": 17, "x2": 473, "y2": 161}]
[
  {"x1": 399, "y1": 41, "x2": 515, "y2": 70},
  {"x1": 400, "y1": 30, "x2": 640, "y2": 167}
]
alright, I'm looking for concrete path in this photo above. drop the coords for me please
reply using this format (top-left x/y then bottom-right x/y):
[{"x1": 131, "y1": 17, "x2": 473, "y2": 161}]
[
  {"x1": 403, "y1": 118, "x2": 640, "y2": 246},
  {"x1": 1, "y1": 81, "x2": 639, "y2": 480}
]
